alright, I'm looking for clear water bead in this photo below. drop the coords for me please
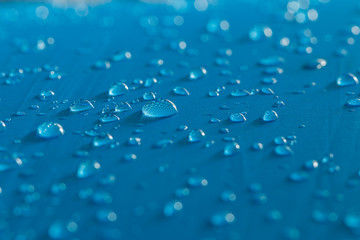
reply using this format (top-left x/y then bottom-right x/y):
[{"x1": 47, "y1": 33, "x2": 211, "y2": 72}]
[
  {"x1": 77, "y1": 160, "x2": 101, "y2": 178},
  {"x1": 229, "y1": 113, "x2": 246, "y2": 122},
  {"x1": 224, "y1": 142, "x2": 240, "y2": 156},
  {"x1": 93, "y1": 133, "x2": 114, "y2": 147},
  {"x1": 142, "y1": 99, "x2": 178, "y2": 118},
  {"x1": 163, "y1": 200, "x2": 183, "y2": 217},
  {"x1": 230, "y1": 89, "x2": 250, "y2": 97},
  {"x1": 336, "y1": 73, "x2": 359, "y2": 87},
  {"x1": 275, "y1": 145, "x2": 294, "y2": 156},
  {"x1": 211, "y1": 212, "x2": 235, "y2": 226},
  {"x1": 188, "y1": 129, "x2": 206, "y2": 142},
  {"x1": 108, "y1": 82, "x2": 129, "y2": 96},
  {"x1": 189, "y1": 67, "x2": 207, "y2": 80},
  {"x1": 0, "y1": 152, "x2": 23, "y2": 172},
  {"x1": 39, "y1": 90, "x2": 55, "y2": 101},
  {"x1": 262, "y1": 110, "x2": 279, "y2": 122},
  {"x1": 346, "y1": 98, "x2": 360, "y2": 107},
  {"x1": 70, "y1": 99, "x2": 94, "y2": 112},
  {"x1": 173, "y1": 87, "x2": 190, "y2": 96},
  {"x1": 37, "y1": 122, "x2": 65, "y2": 138}
]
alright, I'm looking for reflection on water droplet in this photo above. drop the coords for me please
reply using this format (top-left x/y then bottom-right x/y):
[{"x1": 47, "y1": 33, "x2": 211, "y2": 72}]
[
  {"x1": 211, "y1": 212, "x2": 235, "y2": 226},
  {"x1": 142, "y1": 99, "x2": 178, "y2": 118},
  {"x1": 37, "y1": 122, "x2": 64, "y2": 138},
  {"x1": 77, "y1": 160, "x2": 100, "y2": 178},
  {"x1": 346, "y1": 98, "x2": 360, "y2": 107},
  {"x1": 275, "y1": 145, "x2": 293, "y2": 156},
  {"x1": 173, "y1": 87, "x2": 190, "y2": 96},
  {"x1": 189, "y1": 67, "x2": 207, "y2": 80},
  {"x1": 70, "y1": 99, "x2": 94, "y2": 112},
  {"x1": 224, "y1": 142, "x2": 240, "y2": 156},
  {"x1": 100, "y1": 114, "x2": 120, "y2": 123},
  {"x1": 108, "y1": 82, "x2": 129, "y2": 96},
  {"x1": 39, "y1": 90, "x2": 55, "y2": 101},
  {"x1": 262, "y1": 110, "x2": 278, "y2": 122},
  {"x1": 336, "y1": 73, "x2": 359, "y2": 87},
  {"x1": 164, "y1": 200, "x2": 183, "y2": 217},
  {"x1": 229, "y1": 113, "x2": 246, "y2": 122},
  {"x1": 93, "y1": 133, "x2": 114, "y2": 147},
  {"x1": 188, "y1": 129, "x2": 205, "y2": 142}
]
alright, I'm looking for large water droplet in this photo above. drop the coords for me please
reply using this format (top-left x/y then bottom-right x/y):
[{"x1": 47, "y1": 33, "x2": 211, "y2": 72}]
[
  {"x1": 224, "y1": 142, "x2": 240, "y2": 156},
  {"x1": 188, "y1": 129, "x2": 205, "y2": 142},
  {"x1": 142, "y1": 99, "x2": 178, "y2": 118},
  {"x1": 211, "y1": 212, "x2": 235, "y2": 226},
  {"x1": 346, "y1": 98, "x2": 360, "y2": 107},
  {"x1": 189, "y1": 67, "x2": 207, "y2": 80},
  {"x1": 229, "y1": 113, "x2": 246, "y2": 122},
  {"x1": 77, "y1": 160, "x2": 101, "y2": 178},
  {"x1": 163, "y1": 200, "x2": 183, "y2": 217},
  {"x1": 275, "y1": 145, "x2": 294, "y2": 156},
  {"x1": 262, "y1": 110, "x2": 278, "y2": 122},
  {"x1": 108, "y1": 82, "x2": 129, "y2": 96},
  {"x1": 70, "y1": 99, "x2": 94, "y2": 112},
  {"x1": 173, "y1": 87, "x2": 190, "y2": 96},
  {"x1": 93, "y1": 133, "x2": 114, "y2": 147},
  {"x1": 0, "y1": 152, "x2": 23, "y2": 172},
  {"x1": 336, "y1": 73, "x2": 359, "y2": 87},
  {"x1": 37, "y1": 122, "x2": 65, "y2": 138}
]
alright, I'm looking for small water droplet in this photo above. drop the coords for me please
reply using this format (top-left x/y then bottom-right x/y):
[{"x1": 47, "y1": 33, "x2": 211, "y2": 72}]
[
  {"x1": 39, "y1": 90, "x2": 55, "y2": 101},
  {"x1": 224, "y1": 142, "x2": 240, "y2": 156},
  {"x1": 275, "y1": 145, "x2": 294, "y2": 156},
  {"x1": 164, "y1": 200, "x2": 183, "y2": 217},
  {"x1": 346, "y1": 98, "x2": 360, "y2": 107},
  {"x1": 143, "y1": 92, "x2": 156, "y2": 101},
  {"x1": 211, "y1": 212, "x2": 235, "y2": 226}
]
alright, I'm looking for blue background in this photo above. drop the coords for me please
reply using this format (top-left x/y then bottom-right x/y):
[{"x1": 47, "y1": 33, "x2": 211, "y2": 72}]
[{"x1": 1, "y1": 0, "x2": 360, "y2": 239}]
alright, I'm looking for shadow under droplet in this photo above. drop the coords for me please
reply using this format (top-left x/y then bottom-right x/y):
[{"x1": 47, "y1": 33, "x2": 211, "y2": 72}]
[{"x1": 22, "y1": 131, "x2": 45, "y2": 143}]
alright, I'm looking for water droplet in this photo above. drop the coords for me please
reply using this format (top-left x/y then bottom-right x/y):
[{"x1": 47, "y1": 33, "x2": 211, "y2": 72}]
[
  {"x1": 262, "y1": 110, "x2": 279, "y2": 122},
  {"x1": 261, "y1": 87, "x2": 275, "y2": 95},
  {"x1": 249, "y1": 25, "x2": 272, "y2": 41},
  {"x1": 123, "y1": 153, "x2": 137, "y2": 162},
  {"x1": 100, "y1": 114, "x2": 120, "y2": 123},
  {"x1": 93, "y1": 133, "x2": 114, "y2": 147},
  {"x1": 220, "y1": 190, "x2": 236, "y2": 202},
  {"x1": 0, "y1": 121, "x2": 6, "y2": 132},
  {"x1": 258, "y1": 56, "x2": 284, "y2": 66},
  {"x1": 153, "y1": 139, "x2": 173, "y2": 148},
  {"x1": 274, "y1": 136, "x2": 287, "y2": 145},
  {"x1": 0, "y1": 152, "x2": 22, "y2": 172},
  {"x1": 304, "y1": 58, "x2": 327, "y2": 70},
  {"x1": 143, "y1": 92, "x2": 156, "y2": 101},
  {"x1": 112, "y1": 50, "x2": 131, "y2": 61},
  {"x1": 108, "y1": 82, "x2": 129, "y2": 96},
  {"x1": 230, "y1": 89, "x2": 250, "y2": 97},
  {"x1": 211, "y1": 212, "x2": 235, "y2": 226},
  {"x1": 39, "y1": 90, "x2": 55, "y2": 101},
  {"x1": 344, "y1": 213, "x2": 360, "y2": 229},
  {"x1": 37, "y1": 122, "x2": 64, "y2": 138},
  {"x1": 188, "y1": 176, "x2": 208, "y2": 187},
  {"x1": 262, "y1": 77, "x2": 277, "y2": 84},
  {"x1": 252, "y1": 142, "x2": 263, "y2": 151},
  {"x1": 94, "y1": 60, "x2": 111, "y2": 69},
  {"x1": 263, "y1": 67, "x2": 283, "y2": 75},
  {"x1": 303, "y1": 160, "x2": 319, "y2": 170},
  {"x1": 312, "y1": 210, "x2": 337, "y2": 223},
  {"x1": 336, "y1": 73, "x2": 359, "y2": 87},
  {"x1": 208, "y1": 91, "x2": 219, "y2": 97},
  {"x1": 77, "y1": 160, "x2": 101, "y2": 178},
  {"x1": 144, "y1": 78, "x2": 158, "y2": 88},
  {"x1": 266, "y1": 210, "x2": 282, "y2": 222},
  {"x1": 189, "y1": 67, "x2": 207, "y2": 80},
  {"x1": 164, "y1": 200, "x2": 183, "y2": 217},
  {"x1": 229, "y1": 113, "x2": 246, "y2": 122},
  {"x1": 70, "y1": 99, "x2": 94, "y2": 112},
  {"x1": 288, "y1": 171, "x2": 309, "y2": 182},
  {"x1": 346, "y1": 98, "x2": 360, "y2": 107},
  {"x1": 96, "y1": 209, "x2": 117, "y2": 222},
  {"x1": 188, "y1": 129, "x2": 205, "y2": 142},
  {"x1": 175, "y1": 188, "x2": 190, "y2": 198},
  {"x1": 224, "y1": 142, "x2": 240, "y2": 156},
  {"x1": 275, "y1": 145, "x2": 294, "y2": 156},
  {"x1": 127, "y1": 137, "x2": 141, "y2": 146},
  {"x1": 142, "y1": 99, "x2": 178, "y2": 118},
  {"x1": 173, "y1": 87, "x2": 190, "y2": 96}
]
